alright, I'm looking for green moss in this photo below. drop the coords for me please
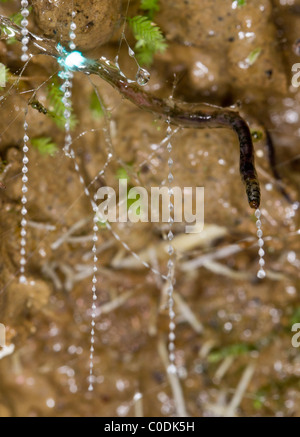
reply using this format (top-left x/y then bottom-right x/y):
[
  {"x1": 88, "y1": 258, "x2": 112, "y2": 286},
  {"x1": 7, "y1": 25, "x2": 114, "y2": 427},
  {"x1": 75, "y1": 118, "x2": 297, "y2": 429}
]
[
  {"x1": 129, "y1": 1, "x2": 167, "y2": 66},
  {"x1": 31, "y1": 137, "x2": 58, "y2": 156}
]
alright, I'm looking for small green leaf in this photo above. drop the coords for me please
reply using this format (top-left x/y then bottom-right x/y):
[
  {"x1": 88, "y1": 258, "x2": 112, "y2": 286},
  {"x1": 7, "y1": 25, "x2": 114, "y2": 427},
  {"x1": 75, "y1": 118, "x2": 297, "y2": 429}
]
[
  {"x1": 10, "y1": 11, "x2": 23, "y2": 26},
  {"x1": 253, "y1": 392, "x2": 265, "y2": 410},
  {"x1": 31, "y1": 137, "x2": 58, "y2": 156},
  {"x1": 96, "y1": 219, "x2": 108, "y2": 229},
  {"x1": 116, "y1": 167, "x2": 130, "y2": 181},
  {"x1": 141, "y1": 0, "x2": 159, "y2": 11},
  {"x1": 129, "y1": 15, "x2": 167, "y2": 66},
  {"x1": 90, "y1": 91, "x2": 104, "y2": 119},
  {"x1": 290, "y1": 306, "x2": 300, "y2": 327},
  {"x1": 247, "y1": 47, "x2": 262, "y2": 66},
  {"x1": 237, "y1": 0, "x2": 246, "y2": 6},
  {"x1": 141, "y1": 0, "x2": 160, "y2": 19},
  {"x1": 208, "y1": 343, "x2": 255, "y2": 363}
]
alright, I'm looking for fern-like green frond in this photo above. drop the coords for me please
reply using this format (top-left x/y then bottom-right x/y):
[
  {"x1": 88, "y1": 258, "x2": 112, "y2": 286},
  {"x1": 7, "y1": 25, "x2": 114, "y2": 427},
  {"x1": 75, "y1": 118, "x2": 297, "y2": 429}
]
[
  {"x1": 10, "y1": 11, "x2": 24, "y2": 26},
  {"x1": 128, "y1": 15, "x2": 167, "y2": 66},
  {"x1": 129, "y1": 16, "x2": 165, "y2": 47},
  {"x1": 31, "y1": 137, "x2": 58, "y2": 156},
  {"x1": 141, "y1": 0, "x2": 160, "y2": 18}
]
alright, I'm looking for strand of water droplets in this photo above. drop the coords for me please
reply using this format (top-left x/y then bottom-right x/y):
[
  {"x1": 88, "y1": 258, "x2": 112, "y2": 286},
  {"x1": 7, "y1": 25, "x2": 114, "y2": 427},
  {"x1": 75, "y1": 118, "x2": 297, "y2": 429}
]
[
  {"x1": 166, "y1": 119, "x2": 177, "y2": 374},
  {"x1": 114, "y1": 31, "x2": 151, "y2": 87},
  {"x1": 19, "y1": 1, "x2": 30, "y2": 284},
  {"x1": 19, "y1": 117, "x2": 29, "y2": 284},
  {"x1": 61, "y1": 9, "x2": 77, "y2": 158},
  {"x1": 115, "y1": 1, "x2": 151, "y2": 87},
  {"x1": 20, "y1": 0, "x2": 30, "y2": 62},
  {"x1": 255, "y1": 209, "x2": 266, "y2": 279},
  {"x1": 57, "y1": 6, "x2": 97, "y2": 391},
  {"x1": 89, "y1": 202, "x2": 99, "y2": 392}
]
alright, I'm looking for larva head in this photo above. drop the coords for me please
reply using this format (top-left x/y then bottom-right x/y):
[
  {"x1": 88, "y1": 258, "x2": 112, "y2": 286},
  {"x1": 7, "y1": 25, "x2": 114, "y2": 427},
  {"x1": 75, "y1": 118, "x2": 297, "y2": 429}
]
[{"x1": 245, "y1": 178, "x2": 261, "y2": 210}]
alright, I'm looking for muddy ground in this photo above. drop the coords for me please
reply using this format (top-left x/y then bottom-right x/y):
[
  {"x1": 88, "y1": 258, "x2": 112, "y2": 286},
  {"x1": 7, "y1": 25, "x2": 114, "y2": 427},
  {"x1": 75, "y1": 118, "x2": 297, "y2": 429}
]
[{"x1": 0, "y1": 0, "x2": 299, "y2": 417}]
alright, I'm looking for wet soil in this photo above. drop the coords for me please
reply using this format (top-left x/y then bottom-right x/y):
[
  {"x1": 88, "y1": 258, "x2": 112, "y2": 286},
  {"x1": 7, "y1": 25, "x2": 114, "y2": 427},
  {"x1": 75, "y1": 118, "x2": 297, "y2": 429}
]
[{"x1": 0, "y1": 0, "x2": 299, "y2": 417}]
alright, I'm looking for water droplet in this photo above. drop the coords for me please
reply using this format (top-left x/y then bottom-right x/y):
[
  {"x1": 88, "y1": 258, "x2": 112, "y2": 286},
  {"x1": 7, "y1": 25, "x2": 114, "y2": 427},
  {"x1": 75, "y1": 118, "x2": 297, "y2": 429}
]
[
  {"x1": 128, "y1": 47, "x2": 135, "y2": 57},
  {"x1": 168, "y1": 245, "x2": 174, "y2": 255},
  {"x1": 168, "y1": 259, "x2": 174, "y2": 268},
  {"x1": 167, "y1": 364, "x2": 177, "y2": 374},
  {"x1": 258, "y1": 248, "x2": 265, "y2": 257},
  {"x1": 168, "y1": 172, "x2": 174, "y2": 183},
  {"x1": 257, "y1": 269, "x2": 266, "y2": 279},
  {"x1": 19, "y1": 275, "x2": 27, "y2": 284},
  {"x1": 168, "y1": 230, "x2": 173, "y2": 240},
  {"x1": 136, "y1": 68, "x2": 150, "y2": 86}
]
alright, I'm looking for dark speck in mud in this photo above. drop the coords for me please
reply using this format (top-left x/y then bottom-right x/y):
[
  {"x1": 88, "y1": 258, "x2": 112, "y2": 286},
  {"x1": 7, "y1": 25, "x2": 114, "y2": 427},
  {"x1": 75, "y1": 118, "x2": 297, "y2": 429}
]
[
  {"x1": 265, "y1": 69, "x2": 273, "y2": 78},
  {"x1": 152, "y1": 371, "x2": 165, "y2": 384},
  {"x1": 141, "y1": 164, "x2": 150, "y2": 174}
]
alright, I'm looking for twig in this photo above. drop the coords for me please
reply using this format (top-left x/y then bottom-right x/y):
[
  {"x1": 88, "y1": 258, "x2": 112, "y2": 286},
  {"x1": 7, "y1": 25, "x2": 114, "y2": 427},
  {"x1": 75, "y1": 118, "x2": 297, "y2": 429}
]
[
  {"x1": 27, "y1": 221, "x2": 56, "y2": 231},
  {"x1": 173, "y1": 292, "x2": 203, "y2": 334},
  {"x1": 99, "y1": 290, "x2": 134, "y2": 314},
  {"x1": 181, "y1": 243, "x2": 243, "y2": 271},
  {"x1": 157, "y1": 338, "x2": 188, "y2": 417},
  {"x1": 214, "y1": 356, "x2": 235, "y2": 384},
  {"x1": 199, "y1": 339, "x2": 216, "y2": 359},
  {"x1": 82, "y1": 240, "x2": 114, "y2": 261},
  {"x1": 51, "y1": 217, "x2": 90, "y2": 250},
  {"x1": 202, "y1": 260, "x2": 252, "y2": 280},
  {"x1": 111, "y1": 225, "x2": 227, "y2": 270},
  {"x1": 133, "y1": 392, "x2": 144, "y2": 417},
  {"x1": 42, "y1": 262, "x2": 63, "y2": 290},
  {"x1": 224, "y1": 363, "x2": 256, "y2": 417}
]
